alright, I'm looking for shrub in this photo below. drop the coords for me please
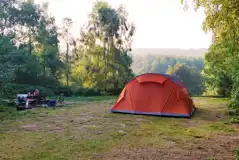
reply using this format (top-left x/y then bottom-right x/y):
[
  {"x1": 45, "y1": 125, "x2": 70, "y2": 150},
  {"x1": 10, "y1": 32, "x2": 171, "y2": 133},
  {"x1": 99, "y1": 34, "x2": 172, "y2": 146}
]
[
  {"x1": 71, "y1": 87, "x2": 122, "y2": 96},
  {"x1": 104, "y1": 88, "x2": 122, "y2": 96},
  {"x1": 228, "y1": 87, "x2": 239, "y2": 116},
  {"x1": 82, "y1": 88, "x2": 102, "y2": 96},
  {"x1": 72, "y1": 86, "x2": 85, "y2": 96},
  {"x1": 0, "y1": 83, "x2": 55, "y2": 99},
  {"x1": 56, "y1": 86, "x2": 73, "y2": 97},
  {"x1": 236, "y1": 146, "x2": 239, "y2": 160}
]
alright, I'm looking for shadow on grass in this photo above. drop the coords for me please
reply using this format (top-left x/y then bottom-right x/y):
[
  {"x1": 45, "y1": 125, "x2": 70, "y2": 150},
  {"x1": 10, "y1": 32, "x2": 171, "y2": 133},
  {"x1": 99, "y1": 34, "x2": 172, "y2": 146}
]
[
  {"x1": 194, "y1": 107, "x2": 228, "y2": 122},
  {"x1": 65, "y1": 96, "x2": 117, "y2": 102}
]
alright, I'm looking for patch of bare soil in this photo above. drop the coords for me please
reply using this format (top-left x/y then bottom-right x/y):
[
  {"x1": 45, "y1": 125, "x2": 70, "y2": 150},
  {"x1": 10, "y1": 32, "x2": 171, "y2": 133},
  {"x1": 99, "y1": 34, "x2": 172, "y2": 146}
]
[
  {"x1": 182, "y1": 108, "x2": 228, "y2": 127},
  {"x1": 94, "y1": 99, "x2": 239, "y2": 160},
  {"x1": 195, "y1": 108, "x2": 228, "y2": 122},
  {"x1": 95, "y1": 133, "x2": 239, "y2": 160},
  {"x1": 231, "y1": 123, "x2": 239, "y2": 129},
  {"x1": 182, "y1": 119, "x2": 202, "y2": 127},
  {"x1": 17, "y1": 102, "x2": 126, "y2": 137},
  {"x1": 20, "y1": 124, "x2": 38, "y2": 131},
  {"x1": 20, "y1": 121, "x2": 65, "y2": 133}
]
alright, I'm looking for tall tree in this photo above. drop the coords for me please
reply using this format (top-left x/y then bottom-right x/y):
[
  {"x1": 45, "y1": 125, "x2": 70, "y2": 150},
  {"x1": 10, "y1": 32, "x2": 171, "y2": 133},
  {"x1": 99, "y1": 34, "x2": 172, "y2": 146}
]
[
  {"x1": 61, "y1": 17, "x2": 73, "y2": 89},
  {"x1": 72, "y1": 1, "x2": 135, "y2": 91},
  {"x1": 35, "y1": 2, "x2": 63, "y2": 80},
  {"x1": 181, "y1": 0, "x2": 239, "y2": 111},
  {"x1": 0, "y1": 0, "x2": 18, "y2": 36},
  {"x1": 0, "y1": 0, "x2": 64, "y2": 96},
  {"x1": 17, "y1": 0, "x2": 40, "y2": 55}
]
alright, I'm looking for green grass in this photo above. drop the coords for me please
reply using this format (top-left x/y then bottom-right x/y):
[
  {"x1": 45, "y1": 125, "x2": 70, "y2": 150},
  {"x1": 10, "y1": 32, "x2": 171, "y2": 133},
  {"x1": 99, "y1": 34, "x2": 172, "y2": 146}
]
[
  {"x1": 236, "y1": 146, "x2": 239, "y2": 160},
  {"x1": 193, "y1": 96, "x2": 229, "y2": 103},
  {"x1": 0, "y1": 106, "x2": 39, "y2": 121},
  {"x1": 65, "y1": 95, "x2": 117, "y2": 102},
  {"x1": 0, "y1": 96, "x2": 238, "y2": 160},
  {"x1": 0, "y1": 96, "x2": 116, "y2": 121},
  {"x1": 228, "y1": 117, "x2": 239, "y2": 124},
  {"x1": 207, "y1": 123, "x2": 236, "y2": 133}
]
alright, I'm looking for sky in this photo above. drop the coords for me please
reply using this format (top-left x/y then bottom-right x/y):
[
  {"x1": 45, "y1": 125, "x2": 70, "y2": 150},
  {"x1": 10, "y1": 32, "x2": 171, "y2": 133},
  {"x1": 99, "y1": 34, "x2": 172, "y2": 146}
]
[{"x1": 35, "y1": 0, "x2": 212, "y2": 49}]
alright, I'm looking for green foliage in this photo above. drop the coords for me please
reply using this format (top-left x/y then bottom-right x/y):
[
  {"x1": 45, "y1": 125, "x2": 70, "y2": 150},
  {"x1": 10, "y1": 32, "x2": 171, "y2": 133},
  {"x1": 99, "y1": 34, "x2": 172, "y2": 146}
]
[
  {"x1": 71, "y1": 1, "x2": 135, "y2": 91},
  {"x1": 236, "y1": 146, "x2": 239, "y2": 160},
  {"x1": 132, "y1": 55, "x2": 204, "y2": 75},
  {"x1": 0, "y1": 35, "x2": 20, "y2": 84},
  {"x1": 228, "y1": 87, "x2": 239, "y2": 116},
  {"x1": 0, "y1": 0, "x2": 65, "y2": 101},
  {"x1": 132, "y1": 54, "x2": 204, "y2": 95},
  {"x1": 71, "y1": 86, "x2": 122, "y2": 97},
  {"x1": 0, "y1": 0, "x2": 136, "y2": 101},
  {"x1": 181, "y1": 0, "x2": 239, "y2": 117},
  {"x1": 72, "y1": 87, "x2": 102, "y2": 96},
  {"x1": 227, "y1": 117, "x2": 239, "y2": 124},
  {"x1": 167, "y1": 63, "x2": 204, "y2": 95},
  {"x1": 0, "y1": 83, "x2": 54, "y2": 99},
  {"x1": 202, "y1": 41, "x2": 234, "y2": 97}
]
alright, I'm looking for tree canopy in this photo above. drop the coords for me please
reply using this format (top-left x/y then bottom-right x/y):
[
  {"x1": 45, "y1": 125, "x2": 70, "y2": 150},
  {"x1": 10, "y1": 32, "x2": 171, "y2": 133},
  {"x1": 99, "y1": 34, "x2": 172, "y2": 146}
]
[
  {"x1": 0, "y1": 0, "x2": 136, "y2": 98},
  {"x1": 71, "y1": 1, "x2": 135, "y2": 93},
  {"x1": 182, "y1": 0, "x2": 239, "y2": 114}
]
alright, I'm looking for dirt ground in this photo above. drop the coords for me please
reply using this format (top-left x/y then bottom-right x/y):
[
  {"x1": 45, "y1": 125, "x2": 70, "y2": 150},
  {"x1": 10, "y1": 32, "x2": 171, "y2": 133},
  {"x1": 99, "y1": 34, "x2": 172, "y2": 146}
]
[{"x1": 0, "y1": 97, "x2": 238, "y2": 160}]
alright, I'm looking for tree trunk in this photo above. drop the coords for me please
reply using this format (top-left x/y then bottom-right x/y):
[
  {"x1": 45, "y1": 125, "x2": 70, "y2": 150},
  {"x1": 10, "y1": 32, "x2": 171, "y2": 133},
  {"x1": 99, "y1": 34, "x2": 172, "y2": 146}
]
[
  {"x1": 29, "y1": 33, "x2": 32, "y2": 55},
  {"x1": 43, "y1": 53, "x2": 46, "y2": 77},
  {"x1": 43, "y1": 52, "x2": 46, "y2": 87},
  {"x1": 103, "y1": 38, "x2": 107, "y2": 90},
  {"x1": 66, "y1": 42, "x2": 69, "y2": 89}
]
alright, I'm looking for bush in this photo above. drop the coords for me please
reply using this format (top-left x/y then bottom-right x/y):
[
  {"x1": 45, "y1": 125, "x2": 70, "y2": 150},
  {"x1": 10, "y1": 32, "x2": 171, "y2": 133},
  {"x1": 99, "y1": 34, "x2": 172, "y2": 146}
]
[
  {"x1": 71, "y1": 86, "x2": 101, "y2": 96},
  {"x1": 0, "y1": 83, "x2": 55, "y2": 99},
  {"x1": 228, "y1": 117, "x2": 239, "y2": 124},
  {"x1": 228, "y1": 87, "x2": 239, "y2": 116},
  {"x1": 83, "y1": 88, "x2": 102, "y2": 96},
  {"x1": 72, "y1": 86, "x2": 85, "y2": 96},
  {"x1": 72, "y1": 87, "x2": 122, "y2": 96},
  {"x1": 236, "y1": 146, "x2": 239, "y2": 160},
  {"x1": 104, "y1": 88, "x2": 122, "y2": 96},
  {"x1": 56, "y1": 86, "x2": 73, "y2": 97}
]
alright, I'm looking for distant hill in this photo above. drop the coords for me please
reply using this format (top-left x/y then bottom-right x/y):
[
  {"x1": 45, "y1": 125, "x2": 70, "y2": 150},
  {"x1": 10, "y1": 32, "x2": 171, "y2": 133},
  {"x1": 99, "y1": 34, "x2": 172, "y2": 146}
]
[{"x1": 130, "y1": 48, "x2": 208, "y2": 57}]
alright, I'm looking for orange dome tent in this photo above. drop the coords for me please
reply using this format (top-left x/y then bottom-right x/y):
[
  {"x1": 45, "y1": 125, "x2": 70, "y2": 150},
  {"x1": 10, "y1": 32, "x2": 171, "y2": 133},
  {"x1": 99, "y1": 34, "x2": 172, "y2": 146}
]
[{"x1": 111, "y1": 73, "x2": 195, "y2": 118}]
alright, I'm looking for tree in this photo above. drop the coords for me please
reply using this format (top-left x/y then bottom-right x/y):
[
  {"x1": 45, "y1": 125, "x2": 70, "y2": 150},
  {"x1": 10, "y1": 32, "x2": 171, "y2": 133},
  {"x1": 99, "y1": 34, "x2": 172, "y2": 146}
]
[
  {"x1": 35, "y1": 2, "x2": 63, "y2": 80},
  {"x1": 61, "y1": 17, "x2": 73, "y2": 89},
  {"x1": 17, "y1": 0, "x2": 40, "y2": 55},
  {"x1": 167, "y1": 63, "x2": 191, "y2": 83},
  {"x1": 72, "y1": 1, "x2": 135, "y2": 92},
  {"x1": 167, "y1": 63, "x2": 204, "y2": 95},
  {"x1": 0, "y1": 35, "x2": 19, "y2": 84},
  {"x1": 131, "y1": 54, "x2": 204, "y2": 76},
  {"x1": 0, "y1": 0, "x2": 65, "y2": 99},
  {"x1": 0, "y1": 0, "x2": 18, "y2": 36},
  {"x1": 201, "y1": 42, "x2": 233, "y2": 97},
  {"x1": 181, "y1": 0, "x2": 239, "y2": 113}
]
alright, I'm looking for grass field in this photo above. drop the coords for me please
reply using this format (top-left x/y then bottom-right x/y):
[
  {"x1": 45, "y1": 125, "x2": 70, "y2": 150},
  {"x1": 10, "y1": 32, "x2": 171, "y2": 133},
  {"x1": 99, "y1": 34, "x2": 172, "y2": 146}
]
[{"x1": 0, "y1": 97, "x2": 238, "y2": 160}]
